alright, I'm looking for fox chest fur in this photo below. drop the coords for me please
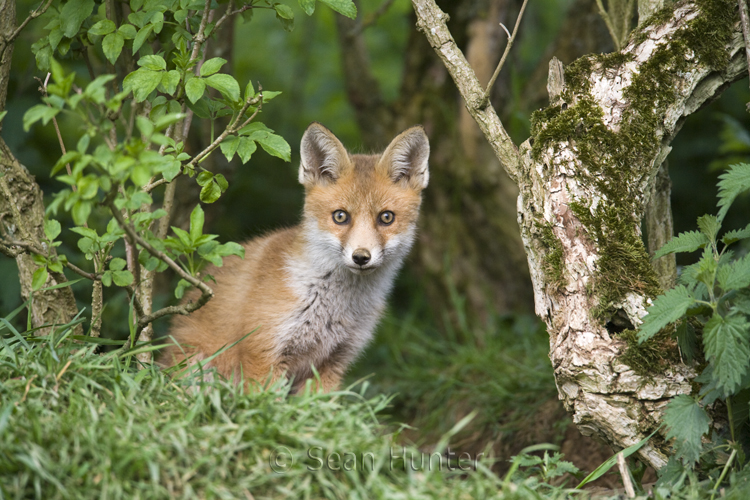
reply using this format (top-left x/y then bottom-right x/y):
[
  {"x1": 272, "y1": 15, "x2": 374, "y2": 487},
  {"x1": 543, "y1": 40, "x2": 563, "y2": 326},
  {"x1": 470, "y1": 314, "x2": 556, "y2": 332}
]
[{"x1": 163, "y1": 123, "x2": 430, "y2": 392}]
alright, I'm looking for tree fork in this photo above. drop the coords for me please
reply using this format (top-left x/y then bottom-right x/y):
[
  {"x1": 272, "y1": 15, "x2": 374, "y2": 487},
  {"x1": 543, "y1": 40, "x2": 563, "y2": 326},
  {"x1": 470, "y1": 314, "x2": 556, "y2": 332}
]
[{"x1": 412, "y1": 0, "x2": 745, "y2": 469}]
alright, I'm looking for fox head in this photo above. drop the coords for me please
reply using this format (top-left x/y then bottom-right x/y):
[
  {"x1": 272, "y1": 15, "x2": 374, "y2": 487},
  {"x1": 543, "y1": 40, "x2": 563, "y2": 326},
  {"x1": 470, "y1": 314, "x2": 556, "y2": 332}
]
[{"x1": 298, "y1": 122, "x2": 429, "y2": 275}]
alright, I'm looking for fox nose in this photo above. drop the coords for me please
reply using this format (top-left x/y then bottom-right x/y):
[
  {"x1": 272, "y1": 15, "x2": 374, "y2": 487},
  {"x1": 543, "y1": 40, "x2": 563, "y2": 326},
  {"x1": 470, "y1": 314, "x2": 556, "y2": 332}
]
[{"x1": 352, "y1": 248, "x2": 371, "y2": 266}]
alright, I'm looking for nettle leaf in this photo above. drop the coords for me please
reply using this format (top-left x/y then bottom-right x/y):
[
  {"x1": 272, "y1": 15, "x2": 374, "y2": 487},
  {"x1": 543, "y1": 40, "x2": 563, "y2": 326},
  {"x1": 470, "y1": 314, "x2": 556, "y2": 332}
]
[
  {"x1": 88, "y1": 19, "x2": 116, "y2": 36},
  {"x1": 676, "y1": 320, "x2": 697, "y2": 363},
  {"x1": 717, "y1": 163, "x2": 750, "y2": 222},
  {"x1": 60, "y1": 0, "x2": 96, "y2": 37},
  {"x1": 123, "y1": 68, "x2": 162, "y2": 103},
  {"x1": 205, "y1": 74, "x2": 240, "y2": 102},
  {"x1": 720, "y1": 254, "x2": 750, "y2": 291},
  {"x1": 319, "y1": 0, "x2": 357, "y2": 19},
  {"x1": 220, "y1": 134, "x2": 240, "y2": 161},
  {"x1": 664, "y1": 395, "x2": 709, "y2": 465},
  {"x1": 654, "y1": 231, "x2": 709, "y2": 259},
  {"x1": 703, "y1": 313, "x2": 750, "y2": 395},
  {"x1": 722, "y1": 223, "x2": 750, "y2": 245},
  {"x1": 638, "y1": 286, "x2": 696, "y2": 343},
  {"x1": 185, "y1": 77, "x2": 206, "y2": 104},
  {"x1": 693, "y1": 247, "x2": 718, "y2": 289},
  {"x1": 200, "y1": 57, "x2": 226, "y2": 77},
  {"x1": 697, "y1": 215, "x2": 721, "y2": 244},
  {"x1": 298, "y1": 0, "x2": 315, "y2": 15},
  {"x1": 102, "y1": 32, "x2": 125, "y2": 64}
]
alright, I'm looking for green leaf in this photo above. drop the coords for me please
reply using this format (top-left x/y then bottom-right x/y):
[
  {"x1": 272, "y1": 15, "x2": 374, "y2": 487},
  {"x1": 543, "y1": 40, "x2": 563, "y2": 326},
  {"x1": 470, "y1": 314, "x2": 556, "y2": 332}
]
[
  {"x1": 185, "y1": 77, "x2": 206, "y2": 104},
  {"x1": 200, "y1": 181, "x2": 222, "y2": 203},
  {"x1": 717, "y1": 163, "x2": 750, "y2": 222},
  {"x1": 237, "y1": 137, "x2": 257, "y2": 163},
  {"x1": 219, "y1": 135, "x2": 240, "y2": 161},
  {"x1": 32, "y1": 267, "x2": 49, "y2": 291},
  {"x1": 175, "y1": 279, "x2": 191, "y2": 299},
  {"x1": 319, "y1": 0, "x2": 357, "y2": 19},
  {"x1": 274, "y1": 4, "x2": 294, "y2": 19},
  {"x1": 77, "y1": 175, "x2": 98, "y2": 200},
  {"x1": 102, "y1": 32, "x2": 125, "y2": 64},
  {"x1": 101, "y1": 271, "x2": 112, "y2": 287},
  {"x1": 112, "y1": 270, "x2": 135, "y2": 286},
  {"x1": 72, "y1": 200, "x2": 92, "y2": 226},
  {"x1": 123, "y1": 68, "x2": 162, "y2": 103},
  {"x1": 23, "y1": 105, "x2": 60, "y2": 132},
  {"x1": 654, "y1": 230, "x2": 709, "y2": 259},
  {"x1": 118, "y1": 24, "x2": 137, "y2": 39},
  {"x1": 196, "y1": 171, "x2": 214, "y2": 186},
  {"x1": 88, "y1": 19, "x2": 116, "y2": 36},
  {"x1": 60, "y1": 0, "x2": 96, "y2": 37},
  {"x1": 676, "y1": 320, "x2": 697, "y2": 363},
  {"x1": 703, "y1": 313, "x2": 750, "y2": 395},
  {"x1": 138, "y1": 54, "x2": 167, "y2": 71},
  {"x1": 719, "y1": 254, "x2": 750, "y2": 291},
  {"x1": 663, "y1": 395, "x2": 709, "y2": 465},
  {"x1": 205, "y1": 74, "x2": 240, "y2": 102},
  {"x1": 161, "y1": 159, "x2": 181, "y2": 182},
  {"x1": 109, "y1": 257, "x2": 127, "y2": 271},
  {"x1": 697, "y1": 214, "x2": 721, "y2": 244},
  {"x1": 298, "y1": 0, "x2": 315, "y2": 15},
  {"x1": 132, "y1": 24, "x2": 153, "y2": 54},
  {"x1": 722, "y1": 223, "x2": 750, "y2": 245},
  {"x1": 199, "y1": 57, "x2": 227, "y2": 77},
  {"x1": 637, "y1": 286, "x2": 696, "y2": 342},
  {"x1": 159, "y1": 70, "x2": 180, "y2": 96},
  {"x1": 256, "y1": 133, "x2": 291, "y2": 162},
  {"x1": 44, "y1": 220, "x2": 62, "y2": 241},
  {"x1": 214, "y1": 173, "x2": 228, "y2": 192},
  {"x1": 131, "y1": 163, "x2": 151, "y2": 187},
  {"x1": 189, "y1": 205, "x2": 205, "y2": 243}
]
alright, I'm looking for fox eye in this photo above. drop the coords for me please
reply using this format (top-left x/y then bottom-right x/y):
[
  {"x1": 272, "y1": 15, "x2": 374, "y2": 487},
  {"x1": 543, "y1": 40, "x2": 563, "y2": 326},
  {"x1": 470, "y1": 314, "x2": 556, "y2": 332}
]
[
  {"x1": 379, "y1": 211, "x2": 395, "y2": 225},
  {"x1": 332, "y1": 210, "x2": 349, "y2": 225}
]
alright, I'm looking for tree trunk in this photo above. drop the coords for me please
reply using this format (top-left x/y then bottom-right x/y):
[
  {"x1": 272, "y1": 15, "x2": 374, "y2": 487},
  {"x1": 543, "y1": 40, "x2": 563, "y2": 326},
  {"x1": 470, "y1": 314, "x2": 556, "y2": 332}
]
[
  {"x1": 0, "y1": 0, "x2": 79, "y2": 332},
  {"x1": 336, "y1": 0, "x2": 534, "y2": 320},
  {"x1": 412, "y1": 0, "x2": 745, "y2": 469}
]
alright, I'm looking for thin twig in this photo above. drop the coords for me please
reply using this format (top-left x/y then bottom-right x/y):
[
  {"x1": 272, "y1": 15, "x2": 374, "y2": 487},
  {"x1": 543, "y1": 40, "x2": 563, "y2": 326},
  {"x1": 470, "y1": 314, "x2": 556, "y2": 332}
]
[
  {"x1": 738, "y1": 0, "x2": 750, "y2": 110},
  {"x1": 0, "y1": 239, "x2": 99, "y2": 281},
  {"x1": 595, "y1": 0, "x2": 622, "y2": 51},
  {"x1": 105, "y1": 197, "x2": 214, "y2": 329},
  {"x1": 616, "y1": 452, "x2": 636, "y2": 498},
  {"x1": 38, "y1": 74, "x2": 76, "y2": 190},
  {"x1": 5, "y1": 0, "x2": 55, "y2": 45},
  {"x1": 483, "y1": 0, "x2": 529, "y2": 102}
]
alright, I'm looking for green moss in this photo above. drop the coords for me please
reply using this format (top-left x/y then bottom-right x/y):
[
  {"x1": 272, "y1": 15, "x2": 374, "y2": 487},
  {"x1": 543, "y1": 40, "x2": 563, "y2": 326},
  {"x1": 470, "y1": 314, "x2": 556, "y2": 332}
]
[
  {"x1": 538, "y1": 223, "x2": 566, "y2": 290},
  {"x1": 618, "y1": 328, "x2": 681, "y2": 376},
  {"x1": 528, "y1": 0, "x2": 737, "y2": 323}
]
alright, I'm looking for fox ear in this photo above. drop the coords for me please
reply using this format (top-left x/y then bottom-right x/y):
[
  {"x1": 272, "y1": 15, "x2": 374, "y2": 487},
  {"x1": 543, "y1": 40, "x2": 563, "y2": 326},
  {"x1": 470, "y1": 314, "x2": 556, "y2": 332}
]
[
  {"x1": 380, "y1": 126, "x2": 430, "y2": 190},
  {"x1": 299, "y1": 123, "x2": 349, "y2": 187}
]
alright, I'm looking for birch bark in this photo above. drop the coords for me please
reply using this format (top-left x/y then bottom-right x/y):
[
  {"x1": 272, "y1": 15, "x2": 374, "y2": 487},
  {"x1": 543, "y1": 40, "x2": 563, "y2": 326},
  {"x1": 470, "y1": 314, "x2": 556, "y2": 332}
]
[{"x1": 412, "y1": 0, "x2": 745, "y2": 468}]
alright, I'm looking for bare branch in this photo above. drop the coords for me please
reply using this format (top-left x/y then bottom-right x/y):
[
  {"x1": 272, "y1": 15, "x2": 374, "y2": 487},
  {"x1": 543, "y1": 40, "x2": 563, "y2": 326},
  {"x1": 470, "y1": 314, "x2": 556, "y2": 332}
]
[
  {"x1": 484, "y1": 0, "x2": 529, "y2": 100},
  {"x1": 0, "y1": 238, "x2": 99, "y2": 281},
  {"x1": 596, "y1": 0, "x2": 623, "y2": 50},
  {"x1": 5, "y1": 0, "x2": 55, "y2": 46},
  {"x1": 411, "y1": 0, "x2": 522, "y2": 181}
]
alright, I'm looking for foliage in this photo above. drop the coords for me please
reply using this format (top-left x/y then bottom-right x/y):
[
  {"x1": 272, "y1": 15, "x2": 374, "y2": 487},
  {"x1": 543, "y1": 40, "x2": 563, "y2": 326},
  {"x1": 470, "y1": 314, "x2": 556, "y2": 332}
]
[
  {"x1": 9, "y1": 0, "x2": 358, "y2": 344},
  {"x1": 637, "y1": 163, "x2": 750, "y2": 477}
]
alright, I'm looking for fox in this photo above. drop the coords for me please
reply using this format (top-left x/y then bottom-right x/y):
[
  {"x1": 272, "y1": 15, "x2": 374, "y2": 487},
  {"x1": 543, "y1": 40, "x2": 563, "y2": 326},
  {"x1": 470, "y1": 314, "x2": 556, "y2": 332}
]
[{"x1": 162, "y1": 122, "x2": 430, "y2": 393}]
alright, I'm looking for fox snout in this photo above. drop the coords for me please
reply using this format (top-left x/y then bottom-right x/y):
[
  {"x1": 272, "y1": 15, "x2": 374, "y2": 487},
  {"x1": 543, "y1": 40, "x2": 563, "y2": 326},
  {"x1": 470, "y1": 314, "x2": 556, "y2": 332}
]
[{"x1": 351, "y1": 248, "x2": 371, "y2": 266}]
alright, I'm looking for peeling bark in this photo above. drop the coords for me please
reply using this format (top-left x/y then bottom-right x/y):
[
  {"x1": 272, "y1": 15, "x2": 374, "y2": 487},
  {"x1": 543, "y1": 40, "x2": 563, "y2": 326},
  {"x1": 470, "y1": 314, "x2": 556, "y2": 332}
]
[{"x1": 413, "y1": 0, "x2": 745, "y2": 469}]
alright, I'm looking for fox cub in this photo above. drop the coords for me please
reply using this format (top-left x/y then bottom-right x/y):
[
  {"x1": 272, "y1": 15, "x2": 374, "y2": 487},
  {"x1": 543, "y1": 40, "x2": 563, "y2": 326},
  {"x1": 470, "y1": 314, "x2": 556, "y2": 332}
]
[{"x1": 163, "y1": 123, "x2": 430, "y2": 392}]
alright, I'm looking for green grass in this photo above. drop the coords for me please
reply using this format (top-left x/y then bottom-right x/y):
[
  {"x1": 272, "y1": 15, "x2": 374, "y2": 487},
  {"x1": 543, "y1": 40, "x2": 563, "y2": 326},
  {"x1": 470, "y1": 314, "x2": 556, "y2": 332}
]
[{"x1": 0, "y1": 312, "x2": 571, "y2": 499}]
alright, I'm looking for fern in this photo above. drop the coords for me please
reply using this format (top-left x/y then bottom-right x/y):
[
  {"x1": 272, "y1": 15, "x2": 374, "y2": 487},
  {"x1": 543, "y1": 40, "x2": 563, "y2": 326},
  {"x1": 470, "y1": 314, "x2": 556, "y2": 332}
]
[{"x1": 653, "y1": 230, "x2": 709, "y2": 259}]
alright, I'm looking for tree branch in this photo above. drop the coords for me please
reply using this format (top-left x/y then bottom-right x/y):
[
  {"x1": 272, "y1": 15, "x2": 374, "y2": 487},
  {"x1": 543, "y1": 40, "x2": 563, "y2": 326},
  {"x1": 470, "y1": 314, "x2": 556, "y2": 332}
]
[
  {"x1": 411, "y1": 0, "x2": 522, "y2": 181},
  {"x1": 105, "y1": 198, "x2": 214, "y2": 329},
  {"x1": 738, "y1": 0, "x2": 750, "y2": 108},
  {"x1": 484, "y1": 0, "x2": 529, "y2": 100}
]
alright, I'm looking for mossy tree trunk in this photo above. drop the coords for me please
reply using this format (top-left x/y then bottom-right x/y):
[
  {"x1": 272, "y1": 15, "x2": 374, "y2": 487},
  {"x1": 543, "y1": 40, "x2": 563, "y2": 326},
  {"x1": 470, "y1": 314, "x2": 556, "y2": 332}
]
[
  {"x1": 335, "y1": 0, "x2": 535, "y2": 321},
  {"x1": 412, "y1": 0, "x2": 745, "y2": 469},
  {"x1": 0, "y1": 0, "x2": 79, "y2": 332}
]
